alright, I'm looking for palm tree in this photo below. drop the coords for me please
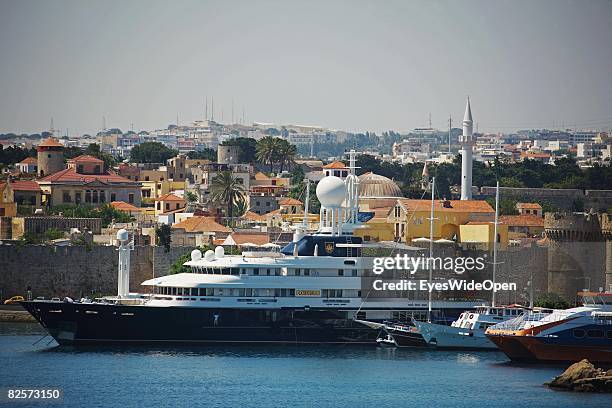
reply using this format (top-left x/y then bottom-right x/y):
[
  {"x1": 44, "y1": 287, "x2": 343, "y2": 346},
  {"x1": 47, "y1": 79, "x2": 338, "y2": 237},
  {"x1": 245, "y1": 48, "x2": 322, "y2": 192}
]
[
  {"x1": 210, "y1": 171, "x2": 246, "y2": 226},
  {"x1": 256, "y1": 136, "x2": 278, "y2": 173},
  {"x1": 277, "y1": 139, "x2": 297, "y2": 173}
]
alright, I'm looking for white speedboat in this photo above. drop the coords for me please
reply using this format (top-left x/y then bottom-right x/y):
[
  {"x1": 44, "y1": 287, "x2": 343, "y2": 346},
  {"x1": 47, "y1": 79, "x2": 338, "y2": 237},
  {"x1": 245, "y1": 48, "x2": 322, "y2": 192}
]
[{"x1": 414, "y1": 305, "x2": 528, "y2": 350}]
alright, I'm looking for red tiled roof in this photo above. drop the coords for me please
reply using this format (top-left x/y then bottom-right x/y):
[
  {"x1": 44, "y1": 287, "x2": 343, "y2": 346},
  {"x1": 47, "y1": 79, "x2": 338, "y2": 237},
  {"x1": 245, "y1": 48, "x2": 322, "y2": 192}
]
[
  {"x1": 157, "y1": 193, "x2": 184, "y2": 202},
  {"x1": 228, "y1": 233, "x2": 270, "y2": 246},
  {"x1": 38, "y1": 167, "x2": 136, "y2": 184},
  {"x1": 323, "y1": 161, "x2": 347, "y2": 169},
  {"x1": 163, "y1": 206, "x2": 186, "y2": 215},
  {"x1": 516, "y1": 203, "x2": 542, "y2": 210},
  {"x1": 110, "y1": 201, "x2": 142, "y2": 212},
  {"x1": 19, "y1": 157, "x2": 38, "y2": 164},
  {"x1": 11, "y1": 180, "x2": 42, "y2": 192},
  {"x1": 397, "y1": 199, "x2": 494, "y2": 213},
  {"x1": 172, "y1": 216, "x2": 231, "y2": 233},
  {"x1": 279, "y1": 197, "x2": 302, "y2": 206},
  {"x1": 499, "y1": 215, "x2": 544, "y2": 227},
  {"x1": 69, "y1": 155, "x2": 104, "y2": 164},
  {"x1": 37, "y1": 137, "x2": 63, "y2": 148},
  {"x1": 242, "y1": 211, "x2": 266, "y2": 222}
]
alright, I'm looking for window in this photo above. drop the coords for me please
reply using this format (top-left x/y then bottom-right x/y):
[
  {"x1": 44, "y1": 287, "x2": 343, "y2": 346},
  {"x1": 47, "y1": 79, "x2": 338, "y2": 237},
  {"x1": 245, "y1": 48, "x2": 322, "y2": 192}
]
[
  {"x1": 77, "y1": 165, "x2": 84, "y2": 173},
  {"x1": 145, "y1": 176, "x2": 150, "y2": 181},
  {"x1": 85, "y1": 190, "x2": 91, "y2": 203},
  {"x1": 128, "y1": 193, "x2": 134, "y2": 204},
  {"x1": 175, "y1": 203, "x2": 180, "y2": 209},
  {"x1": 110, "y1": 193, "x2": 116, "y2": 201},
  {"x1": 75, "y1": 192, "x2": 81, "y2": 204},
  {"x1": 99, "y1": 192, "x2": 105, "y2": 203},
  {"x1": 253, "y1": 268, "x2": 259, "y2": 276},
  {"x1": 573, "y1": 329, "x2": 585, "y2": 338},
  {"x1": 92, "y1": 190, "x2": 98, "y2": 203},
  {"x1": 587, "y1": 329, "x2": 604, "y2": 338},
  {"x1": 338, "y1": 269, "x2": 344, "y2": 276},
  {"x1": 266, "y1": 202, "x2": 270, "y2": 206},
  {"x1": 47, "y1": 154, "x2": 51, "y2": 158},
  {"x1": 94, "y1": 165, "x2": 100, "y2": 174},
  {"x1": 62, "y1": 191, "x2": 71, "y2": 203}
]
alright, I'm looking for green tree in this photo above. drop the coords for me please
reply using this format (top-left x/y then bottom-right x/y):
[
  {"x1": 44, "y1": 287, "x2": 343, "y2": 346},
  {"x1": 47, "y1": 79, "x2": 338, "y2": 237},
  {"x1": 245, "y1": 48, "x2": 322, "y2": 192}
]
[
  {"x1": 185, "y1": 191, "x2": 198, "y2": 203},
  {"x1": 290, "y1": 166, "x2": 305, "y2": 184},
  {"x1": 210, "y1": 170, "x2": 246, "y2": 225},
  {"x1": 130, "y1": 142, "x2": 178, "y2": 163},
  {"x1": 187, "y1": 148, "x2": 216, "y2": 161},
  {"x1": 156, "y1": 224, "x2": 172, "y2": 252},
  {"x1": 534, "y1": 292, "x2": 570, "y2": 309},
  {"x1": 277, "y1": 139, "x2": 297, "y2": 172},
  {"x1": 256, "y1": 136, "x2": 279, "y2": 172}
]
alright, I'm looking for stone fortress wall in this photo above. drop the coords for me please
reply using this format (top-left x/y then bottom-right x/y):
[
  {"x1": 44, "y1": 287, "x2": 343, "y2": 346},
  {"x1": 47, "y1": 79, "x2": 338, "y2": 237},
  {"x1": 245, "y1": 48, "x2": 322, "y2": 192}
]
[{"x1": 0, "y1": 245, "x2": 191, "y2": 299}]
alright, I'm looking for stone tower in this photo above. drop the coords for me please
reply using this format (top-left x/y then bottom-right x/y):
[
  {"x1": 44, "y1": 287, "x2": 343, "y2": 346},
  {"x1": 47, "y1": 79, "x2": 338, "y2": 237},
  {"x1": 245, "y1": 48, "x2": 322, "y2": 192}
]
[
  {"x1": 37, "y1": 137, "x2": 64, "y2": 177},
  {"x1": 460, "y1": 97, "x2": 474, "y2": 200},
  {"x1": 217, "y1": 145, "x2": 240, "y2": 165},
  {"x1": 545, "y1": 212, "x2": 606, "y2": 301}
]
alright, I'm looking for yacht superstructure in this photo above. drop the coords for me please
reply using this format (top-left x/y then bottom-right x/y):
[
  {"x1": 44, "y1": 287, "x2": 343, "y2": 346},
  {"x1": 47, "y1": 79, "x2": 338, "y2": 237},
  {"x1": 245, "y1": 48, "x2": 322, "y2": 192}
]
[{"x1": 22, "y1": 151, "x2": 481, "y2": 345}]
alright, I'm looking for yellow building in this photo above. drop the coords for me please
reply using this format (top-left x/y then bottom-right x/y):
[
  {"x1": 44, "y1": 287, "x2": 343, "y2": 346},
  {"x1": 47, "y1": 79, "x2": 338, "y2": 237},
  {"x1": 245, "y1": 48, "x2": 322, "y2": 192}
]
[
  {"x1": 459, "y1": 222, "x2": 509, "y2": 250},
  {"x1": 356, "y1": 197, "x2": 505, "y2": 247},
  {"x1": 0, "y1": 179, "x2": 17, "y2": 217}
]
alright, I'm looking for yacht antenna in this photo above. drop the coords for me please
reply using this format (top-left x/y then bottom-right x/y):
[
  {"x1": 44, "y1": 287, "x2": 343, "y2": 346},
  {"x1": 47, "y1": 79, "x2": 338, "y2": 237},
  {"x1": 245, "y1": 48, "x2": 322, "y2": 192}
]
[
  {"x1": 427, "y1": 177, "x2": 436, "y2": 322},
  {"x1": 301, "y1": 180, "x2": 310, "y2": 230},
  {"x1": 492, "y1": 181, "x2": 500, "y2": 307}
]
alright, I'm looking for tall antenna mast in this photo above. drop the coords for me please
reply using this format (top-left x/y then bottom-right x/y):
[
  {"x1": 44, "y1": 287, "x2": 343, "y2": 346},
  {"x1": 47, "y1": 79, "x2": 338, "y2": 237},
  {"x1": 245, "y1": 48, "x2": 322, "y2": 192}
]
[
  {"x1": 492, "y1": 181, "x2": 500, "y2": 307},
  {"x1": 102, "y1": 116, "x2": 106, "y2": 131},
  {"x1": 448, "y1": 115, "x2": 452, "y2": 153},
  {"x1": 205, "y1": 97, "x2": 208, "y2": 120},
  {"x1": 427, "y1": 176, "x2": 436, "y2": 323},
  {"x1": 50, "y1": 117, "x2": 55, "y2": 136},
  {"x1": 428, "y1": 113, "x2": 432, "y2": 129},
  {"x1": 211, "y1": 97, "x2": 215, "y2": 121}
]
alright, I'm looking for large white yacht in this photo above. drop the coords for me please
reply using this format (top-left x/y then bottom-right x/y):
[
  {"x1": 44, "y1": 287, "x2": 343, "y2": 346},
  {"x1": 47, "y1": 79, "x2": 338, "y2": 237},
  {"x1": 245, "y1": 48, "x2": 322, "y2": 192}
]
[{"x1": 22, "y1": 152, "x2": 481, "y2": 345}]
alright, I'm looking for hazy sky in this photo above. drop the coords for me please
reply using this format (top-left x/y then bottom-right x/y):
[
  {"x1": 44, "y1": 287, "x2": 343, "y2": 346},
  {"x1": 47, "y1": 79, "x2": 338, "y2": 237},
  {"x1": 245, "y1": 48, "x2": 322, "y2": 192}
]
[{"x1": 1, "y1": 0, "x2": 611, "y2": 136}]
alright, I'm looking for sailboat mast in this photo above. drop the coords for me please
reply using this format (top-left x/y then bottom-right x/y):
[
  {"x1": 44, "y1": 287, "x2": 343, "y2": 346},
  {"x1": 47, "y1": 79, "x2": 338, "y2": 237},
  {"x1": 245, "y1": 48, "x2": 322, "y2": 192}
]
[
  {"x1": 492, "y1": 181, "x2": 500, "y2": 307},
  {"x1": 428, "y1": 177, "x2": 435, "y2": 322}
]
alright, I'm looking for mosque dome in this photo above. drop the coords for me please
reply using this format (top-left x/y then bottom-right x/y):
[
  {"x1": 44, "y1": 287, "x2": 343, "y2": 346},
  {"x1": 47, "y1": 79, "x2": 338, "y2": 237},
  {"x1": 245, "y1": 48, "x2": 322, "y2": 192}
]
[{"x1": 358, "y1": 172, "x2": 402, "y2": 198}]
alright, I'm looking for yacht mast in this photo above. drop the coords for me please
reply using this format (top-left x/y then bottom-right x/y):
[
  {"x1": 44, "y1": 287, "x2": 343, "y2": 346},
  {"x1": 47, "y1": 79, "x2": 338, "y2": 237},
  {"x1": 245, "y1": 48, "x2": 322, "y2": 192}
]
[
  {"x1": 301, "y1": 180, "x2": 310, "y2": 230},
  {"x1": 427, "y1": 177, "x2": 435, "y2": 322},
  {"x1": 492, "y1": 181, "x2": 500, "y2": 307}
]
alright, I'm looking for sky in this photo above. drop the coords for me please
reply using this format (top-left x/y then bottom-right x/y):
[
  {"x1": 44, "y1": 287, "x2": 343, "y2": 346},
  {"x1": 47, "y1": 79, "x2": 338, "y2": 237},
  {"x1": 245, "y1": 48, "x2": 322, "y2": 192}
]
[{"x1": 0, "y1": 0, "x2": 611, "y2": 136}]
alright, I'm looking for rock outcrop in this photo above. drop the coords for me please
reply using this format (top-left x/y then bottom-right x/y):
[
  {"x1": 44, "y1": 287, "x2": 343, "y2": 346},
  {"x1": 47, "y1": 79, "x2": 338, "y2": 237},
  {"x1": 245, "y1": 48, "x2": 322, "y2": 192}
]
[{"x1": 546, "y1": 359, "x2": 612, "y2": 393}]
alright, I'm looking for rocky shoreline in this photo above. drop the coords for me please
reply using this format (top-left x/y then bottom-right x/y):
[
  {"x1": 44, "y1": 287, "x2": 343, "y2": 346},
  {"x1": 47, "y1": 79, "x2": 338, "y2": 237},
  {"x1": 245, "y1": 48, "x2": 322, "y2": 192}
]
[{"x1": 546, "y1": 359, "x2": 612, "y2": 393}]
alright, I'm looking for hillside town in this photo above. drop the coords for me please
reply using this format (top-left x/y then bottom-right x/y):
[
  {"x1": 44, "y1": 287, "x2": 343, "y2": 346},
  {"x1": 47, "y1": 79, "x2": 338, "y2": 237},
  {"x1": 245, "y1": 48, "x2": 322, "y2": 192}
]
[{"x1": 1, "y1": 101, "x2": 611, "y2": 252}]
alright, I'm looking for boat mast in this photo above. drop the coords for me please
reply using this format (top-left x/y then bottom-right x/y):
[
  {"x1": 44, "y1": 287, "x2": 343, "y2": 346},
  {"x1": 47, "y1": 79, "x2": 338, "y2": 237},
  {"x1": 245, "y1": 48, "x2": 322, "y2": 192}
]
[
  {"x1": 301, "y1": 180, "x2": 310, "y2": 230},
  {"x1": 427, "y1": 176, "x2": 435, "y2": 322},
  {"x1": 492, "y1": 181, "x2": 499, "y2": 307}
]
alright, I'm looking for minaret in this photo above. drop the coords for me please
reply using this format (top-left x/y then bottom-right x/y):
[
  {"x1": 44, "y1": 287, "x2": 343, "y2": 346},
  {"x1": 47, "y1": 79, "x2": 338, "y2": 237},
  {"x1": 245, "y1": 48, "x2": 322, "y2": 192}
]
[{"x1": 460, "y1": 97, "x2": 474, "y2": 200}]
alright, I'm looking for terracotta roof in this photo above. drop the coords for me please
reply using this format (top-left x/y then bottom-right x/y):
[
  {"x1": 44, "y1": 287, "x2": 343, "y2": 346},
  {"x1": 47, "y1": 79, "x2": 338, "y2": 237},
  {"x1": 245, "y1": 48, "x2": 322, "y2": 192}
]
[
  {"x1": 254, "y1": 172, "x2": 270, "y2": 180},
  {"x1": 110, "y1": 201, "x2": 142, "y2": 212},
  {"x1": 521, "y1": 151, "x2": 550, "y2": 159},
  {"x1": 69, "y1": 155, "x2": 104, "y2": 164},
  {"x1": 171, "y1": 216, "x2": 231, "y2": 233},
  {"x1": 242, "y1": 211, "x2": 266, "y2": 222},
  {"x1": 162, "y1": 206, "x2": 186, "y2": 215},
  {"x1": 323, "y1": 161, "x2": 347, "y2": 169},
  {"x1": 157, "y1": 193, "x2": 184, "y2": 202},
  {"x1": 499, "y1": 215, "x2": 544, "y2": 227},
  {"x1": 516, "y1": 203, "x2": 542, "y2": 210},
  {"x1": 10, "y1": 180, "x2": 42, "y2": 192},
  {"x1": 396, "y1": 199, "x2": 494, "y2": 213},
  {"x1": 263, "y1": 209, "x2": 282, "y2": 218},
  {"x1": 228, "y1": 233, "x2": 270, "y2": 246},
  {"x1": 19, "y1": 157, "x2": 38, "y2": 164},
  {"x1": 279, "y1": 197, "x2": 302, "y2": 206},
  {"x1": 37, "y1": 137, "x2": 63, "y2": 148},
  {"x1": 38, "y1": 167, "x2": 136, "y2": 184},
  {"x1": 369, "y1": 207, "x2": 393, "y2": 219}
]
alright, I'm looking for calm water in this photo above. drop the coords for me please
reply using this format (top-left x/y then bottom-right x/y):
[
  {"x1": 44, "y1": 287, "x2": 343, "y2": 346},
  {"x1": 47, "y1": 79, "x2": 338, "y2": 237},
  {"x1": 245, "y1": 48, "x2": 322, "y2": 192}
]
[{"x1": 0, "y1": 323, "x2": 608, "y2": 408}]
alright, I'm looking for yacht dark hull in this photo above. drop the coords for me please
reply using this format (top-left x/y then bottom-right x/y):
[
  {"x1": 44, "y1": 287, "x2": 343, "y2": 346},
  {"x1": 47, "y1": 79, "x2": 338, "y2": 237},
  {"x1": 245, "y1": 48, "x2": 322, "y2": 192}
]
[
  {"x1": 383, "y1": 326, "x2": 428, "y2": 348},
  {"x1": 22, "y1": 301, "x2": 379, "y2": 345}
]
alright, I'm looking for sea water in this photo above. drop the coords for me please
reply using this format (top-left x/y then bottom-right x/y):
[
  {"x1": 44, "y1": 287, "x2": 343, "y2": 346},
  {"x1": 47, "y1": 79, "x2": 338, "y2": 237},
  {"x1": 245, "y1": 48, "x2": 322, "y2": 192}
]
[{"x1": 0, "y1": 323, "x2": 608, "y2": 408}]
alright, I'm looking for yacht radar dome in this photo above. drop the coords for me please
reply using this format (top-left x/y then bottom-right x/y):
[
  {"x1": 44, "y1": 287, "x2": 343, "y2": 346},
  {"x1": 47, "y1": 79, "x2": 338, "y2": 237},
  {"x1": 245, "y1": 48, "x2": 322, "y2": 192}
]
[
  {"x1": 191, "y1": 249, "x2": 202, "y2": 262},
  {"x1": 204, "y1": 249, "x2": 215, "y2": 261},
  {"x1": 316, "y1": 176, "x2": 346, "y2": 207},
  {"x1": 214, "y1": 246, "x2": 225, "y2": 258},
  {"x1": 116, "y1": 229, "x2": 129, "y2": 242}
]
